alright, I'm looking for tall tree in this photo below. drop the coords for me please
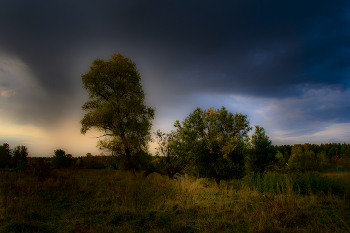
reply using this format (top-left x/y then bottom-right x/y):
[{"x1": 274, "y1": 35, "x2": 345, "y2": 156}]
[
  {"x1": 0, "y1": 143, "x2": 11, "y2": 168},
  {"x1": 52, "y1": 149, "x2": 73, "y2": 168},
  {"x1": 246, "y1": 126, "x2": 276, "y2": 174},
  {"x1": 175, "y1": 107, "x2": 251, "y2": 186},
  {"x1": 12, "y1": 145, "x2": 28, "y2": 169},
  {"x1": 80, "y1": 53, "x2": 155, "y2": 171}
]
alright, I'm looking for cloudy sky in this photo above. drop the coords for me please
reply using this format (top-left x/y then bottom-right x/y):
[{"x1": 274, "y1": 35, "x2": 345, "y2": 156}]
[{"x1": 0, "y1": 0, "x2": 350, "y2": 157}]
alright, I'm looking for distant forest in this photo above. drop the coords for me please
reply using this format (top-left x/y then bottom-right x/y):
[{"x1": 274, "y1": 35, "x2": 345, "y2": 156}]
[
  {"x1": 0, "y1": 141, "x2": 349, "y2": 179},
  {"x1": 273, "y1": 142, "x2": 350, "y2": 164}
]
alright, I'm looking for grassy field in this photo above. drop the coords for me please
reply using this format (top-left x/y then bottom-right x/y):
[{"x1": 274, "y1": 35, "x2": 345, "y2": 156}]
[{"x1": 1, "y1": 169, "x2": 350, "y2": 232}]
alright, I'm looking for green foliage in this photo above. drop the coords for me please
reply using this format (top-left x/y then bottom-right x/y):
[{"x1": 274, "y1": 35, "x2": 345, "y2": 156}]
[
  {"x1": 341, "y1": 143, "x2": 350, "y2": 156},
  {"x1": 246, "y1": 125, "x2": 276, "y2": 174},
  {"x1": 275, "y1": 145, "x2": 292, "y2": 162},
  {"x1": 288, "y1": 144, "x2": 319, "y2": 172},
  {"x1": 273, "y1": 143, "x2": 350, "y2": 172},
  {"x1": 0, "y1": 143, "x2": 11, "y2": 168},
  {"x1": 12, "y1": 145, "x2": 28, "y2": 170},
  {"x1": 242, "y1": 171, "x2": 349, "y2": 196},
  {"x1": 276, "y1": 151, "x2": 286, "y2": 168},
  {"x1": 174, "y1": 106, "x2": 251, "y2": 185},
  {"x1": 316, "y1": 151, "x2": 331, "y2": 170},
  {"x1": 274, "y1": 143, "x2": 350, "y2": 164},
  {"x1": 52, "y1": 149, "x2": 73, "y2": 168},
  {"x1": 153, "y1": 130, "x2": 189, "y2": 178},
  {"x1": 81, "y1": 53, "x2": 155, "y2": 171},
  {"x1": 125, "y1": 150, "x2": 154, "y2": 171},
  {"x1": 293, "y1": 172, "x2": 347, "y2": 195},
  {"x1": 328, "y1": 146, "x2": 339, "y2": 160}
]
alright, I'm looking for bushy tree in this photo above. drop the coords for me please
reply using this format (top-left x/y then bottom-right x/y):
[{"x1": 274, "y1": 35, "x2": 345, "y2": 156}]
[
  {"x1": 316, "y1": 151, "x2": 330, "y2": 170},
  {"x1": 175, "y1": 107, "x2": 251, "y2": 186},
  {"x1": 12, "y1": 145, "x2": 28, "y2": 170},
  {"x1": 0, "y1": 148, "x2": 6, "y2": 168},
  {"x1": 81, "y1": 53, "x2": 155, "y2": 172},
  {"x1": 288, "y1": 144, "x2": 319, "y2": 172},
  {"x1": 275, "y1": 145, "x2": 292, "y2": 162},
  {"x1": 246, "y1": 126, "x2": 276, "y2": 174},
  {"x1": 52, "y1": 149, "x2": 73, "y2": 168},
  {"x1": 276, "y1": 151, "x2": 286, "y2": 168},
  {"x1": 328, "y1": 146, "x2": 339, "y2": 161},
  {"x1": 150, "y1": 130, "x2": 189, "y2": 179},
  {"x1": 340, "y1": 143, "x2": 350, "y2": 156},
  {"x1": 0, "y1": 143, "x2": 11, "y2": 168},
  {"x1": 131, "y1": 150, "x2": 154, "y2": 171}
]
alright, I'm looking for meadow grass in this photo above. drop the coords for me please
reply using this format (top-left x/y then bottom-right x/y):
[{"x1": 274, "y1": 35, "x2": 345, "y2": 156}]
[{"x1": 0, "y1": 169, "x2": 349, "y2": 232}]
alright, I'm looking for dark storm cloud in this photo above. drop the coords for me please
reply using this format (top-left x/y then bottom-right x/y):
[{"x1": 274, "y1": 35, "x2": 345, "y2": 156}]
[
  {"x1": 112, "y1": 0, "x2": 350, "y2": 98},
  {"x1": 0, "y1": 0, "x2": 349, "y2": 129}
]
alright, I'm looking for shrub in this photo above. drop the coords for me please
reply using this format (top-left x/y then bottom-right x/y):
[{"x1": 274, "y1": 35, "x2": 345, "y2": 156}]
[{"x1": 52, "y1": 149, "x2": 73, "y2": 168}]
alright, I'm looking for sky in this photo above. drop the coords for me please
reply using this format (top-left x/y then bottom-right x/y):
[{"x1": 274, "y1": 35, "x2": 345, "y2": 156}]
[{"x1": 0, "y1": 0, "x2": 350, "y2": 157}]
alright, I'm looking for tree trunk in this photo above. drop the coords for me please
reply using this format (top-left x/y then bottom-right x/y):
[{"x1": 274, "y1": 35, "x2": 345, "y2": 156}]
[{"x1": 124, "y1": 147, "x2": 131, "y2": 169}]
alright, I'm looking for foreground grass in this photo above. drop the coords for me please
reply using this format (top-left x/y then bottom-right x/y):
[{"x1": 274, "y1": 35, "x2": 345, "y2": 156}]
[{"x1": 0, "y1": 169, "x2": 350, "y2": 232}]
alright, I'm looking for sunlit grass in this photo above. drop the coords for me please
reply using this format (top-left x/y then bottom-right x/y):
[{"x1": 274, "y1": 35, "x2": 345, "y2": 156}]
[{"x1": 1, "y1": 169, "x2": 350, "y2": 232}]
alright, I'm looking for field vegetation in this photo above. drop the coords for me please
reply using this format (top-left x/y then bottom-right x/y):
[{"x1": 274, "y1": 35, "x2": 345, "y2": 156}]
[{"x1": 1, "y1": 169, "x2": 350, "y2": 232}]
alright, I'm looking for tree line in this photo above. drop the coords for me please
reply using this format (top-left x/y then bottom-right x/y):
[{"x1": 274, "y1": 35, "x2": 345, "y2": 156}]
[{"x1": 0, "y1": 143, "x2": 28, "y2": 170}]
